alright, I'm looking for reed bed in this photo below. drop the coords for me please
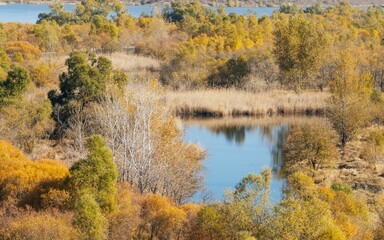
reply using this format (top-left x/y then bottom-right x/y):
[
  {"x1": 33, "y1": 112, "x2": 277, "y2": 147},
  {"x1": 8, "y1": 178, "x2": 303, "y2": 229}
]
[
  {"x1": 181, "y1": 115, "x2": 326, "y2": 129},
  {"x1": 166, "y1": 89, "x2": 330, "y2": 118},
  {"x1": 104, "y1": 53, "x2": 160, "y2": 72}
]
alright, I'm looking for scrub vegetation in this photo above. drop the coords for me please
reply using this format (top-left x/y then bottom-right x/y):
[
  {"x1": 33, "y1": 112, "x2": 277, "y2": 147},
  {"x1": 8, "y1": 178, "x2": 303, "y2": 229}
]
[{"x1": 0, "y1": 0, "x2": 384, "y2": 239}]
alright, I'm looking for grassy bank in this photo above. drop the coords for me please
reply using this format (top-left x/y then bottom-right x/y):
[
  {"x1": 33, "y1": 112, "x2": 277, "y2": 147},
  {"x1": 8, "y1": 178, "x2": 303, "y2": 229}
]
[{"x1": 166, "y1": 89, "x2": 330, "y2": 118}]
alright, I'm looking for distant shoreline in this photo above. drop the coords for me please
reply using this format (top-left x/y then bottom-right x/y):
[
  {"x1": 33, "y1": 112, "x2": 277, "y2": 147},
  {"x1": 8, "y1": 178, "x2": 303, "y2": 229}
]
[{"x1": 0, "y1": 1, "x2": 381, "y2": 8}]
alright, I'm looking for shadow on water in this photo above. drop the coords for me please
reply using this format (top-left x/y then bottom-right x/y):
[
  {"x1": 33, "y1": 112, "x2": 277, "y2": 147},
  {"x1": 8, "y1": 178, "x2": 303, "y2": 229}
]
[
  {"x1": 209, "y1": 123, "x2": 289, "y2": 178},
  {"x1": 183, "y1": 116, "x2": 323, "y2": 202},
  {"x1": 210, "y1": 125, "x2": 251, "y2": 144}
]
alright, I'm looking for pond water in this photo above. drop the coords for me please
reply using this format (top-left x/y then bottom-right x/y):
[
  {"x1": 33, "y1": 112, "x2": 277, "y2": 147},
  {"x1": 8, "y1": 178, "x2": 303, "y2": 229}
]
[
  {"x1": 184, "y1": 117, "x2": 293, "y2": 203},
  {"x1": 0, "y1": 4, "x2": 277, "y2": 23}
]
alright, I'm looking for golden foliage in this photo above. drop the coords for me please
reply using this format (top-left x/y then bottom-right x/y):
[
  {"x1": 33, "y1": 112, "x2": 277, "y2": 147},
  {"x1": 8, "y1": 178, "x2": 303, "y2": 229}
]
[
  {"x1": 108, "y1": 183, "x2": 141, "y2": 240},
  {"x1": 139, "y1": 194, "x2": 188, "y2": 239},
  {"x1": 0, "y1": 211, "x2": 78, "y2": 240},
  {"x1": 4, "y1": 41, "x2": 42, "y2": 61},
  {"x1": 0, "y1": 140, "x2": 69, "y2": 207}
]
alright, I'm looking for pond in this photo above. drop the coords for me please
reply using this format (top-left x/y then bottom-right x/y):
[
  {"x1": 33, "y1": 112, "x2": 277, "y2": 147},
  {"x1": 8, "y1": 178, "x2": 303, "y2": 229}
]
[
  {"x1": 184, "y1": 117, "x2": 320, "y2": 203},
  {"x1": 0, "y1": 4, "x2": 278, "y2": 23}
]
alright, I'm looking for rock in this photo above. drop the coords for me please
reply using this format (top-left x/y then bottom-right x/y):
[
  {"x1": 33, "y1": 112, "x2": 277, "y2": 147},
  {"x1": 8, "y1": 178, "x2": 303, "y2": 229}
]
[
  {"x1": 352, "y1": 182, "x2": 382, "y2": 193},
  {"x1": 339, "y1": 164, "x2": 354, "y2": 169},
  {"x1": 341, "y1": 169, "x2": 358, "y2": 176}
]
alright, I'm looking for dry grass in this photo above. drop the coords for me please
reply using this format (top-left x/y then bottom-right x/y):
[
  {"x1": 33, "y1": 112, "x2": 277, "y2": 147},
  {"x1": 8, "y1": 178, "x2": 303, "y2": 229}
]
[
  {"x1": 166, "y1": 89, "x2": 330, "y2": 118},
  {"x1": 102, "y1": 53, "x2": 160, "y2": 73},
  {"x1": 181, "y1": 116, "x2": 326, "y2": 129}
]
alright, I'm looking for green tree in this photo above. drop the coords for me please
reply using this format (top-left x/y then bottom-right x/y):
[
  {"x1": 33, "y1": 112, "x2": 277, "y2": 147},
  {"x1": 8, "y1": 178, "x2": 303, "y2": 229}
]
[
  {"x1": 48, "y1": 51, "x2": 127, "y2": 137},
  {"x1": 69, "y1": 135, "x2": 118, "y2": 213},
  {"x1": 0, "y1": 46, "x2": 10, "y2": 80},
  {"x1": 73, "y1": 193, "x2": 108, "y2": 240},
  {"x1": 195, "y1": 204, "x2": 226, "y2": 240},
  {"x1": 37, "y1": 3, "x2": 74, "y2": 25},
  {"x1": 279, "y1": 4, "x2": 303, "y2": 14},
  {"x1": 208, "y1": 56, "x2": 250, "y2": 88},
  {"x1": 74, "y1": 0, "x2": 112, "y2": 23},
  {"x1": 0, "y1": 67, "x2": 31, "y2": 106},
  {"x1": 304, "y1": 3, "x2": 323, "y2": 14}
]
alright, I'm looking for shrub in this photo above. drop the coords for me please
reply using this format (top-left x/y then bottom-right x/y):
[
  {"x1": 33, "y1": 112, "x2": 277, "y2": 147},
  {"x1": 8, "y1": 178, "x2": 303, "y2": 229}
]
[
  {"x1": 331, "y1": 182, "x2": 353, "y2": 195},
  {"x1": 0, "y1": 211, "x2": 78, "y2": 240},
  {"x1": 0, "y1": 140, "x2": 69, "y2": 207},
  {"x1": 4, "y1": 41, "x2": 42, "y2": 61}
]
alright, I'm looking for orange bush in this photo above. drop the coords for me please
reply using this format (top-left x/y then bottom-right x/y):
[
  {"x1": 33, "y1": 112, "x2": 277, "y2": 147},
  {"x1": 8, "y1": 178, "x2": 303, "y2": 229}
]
[
  {"x1": 0, "y1": 140, "x2": 69, "y2": 208},
  {"x1": 4, "y1": 41, "x2": 42, "y2": 61},
  {"x1": 0, "y1": 211, "x2": 78, "y2": 240}
]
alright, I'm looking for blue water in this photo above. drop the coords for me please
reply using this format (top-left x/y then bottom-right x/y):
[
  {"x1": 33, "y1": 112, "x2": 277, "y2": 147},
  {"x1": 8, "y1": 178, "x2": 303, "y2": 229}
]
[
  {"x1": 0, "y1": 4, "x2": 277, "y2": 23},
  {"x1": 185, "y1": 121, "x2": 287, "y2": 203}
]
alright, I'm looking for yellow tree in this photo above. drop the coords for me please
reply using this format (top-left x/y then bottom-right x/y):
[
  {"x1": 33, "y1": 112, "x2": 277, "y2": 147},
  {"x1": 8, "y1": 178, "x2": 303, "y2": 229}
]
[
  {"x1": 138, "y1": 194, "x2": 187, "y2": 239},
  {"x1": 327, "y1": 52, "x2": 373, "y2": 145},
  {"x1": 283, "y1": 122, "x2": 339, "y2": 173},
  {"x1": 273, "y1": 14, "x2": 327, "y2": 90}
]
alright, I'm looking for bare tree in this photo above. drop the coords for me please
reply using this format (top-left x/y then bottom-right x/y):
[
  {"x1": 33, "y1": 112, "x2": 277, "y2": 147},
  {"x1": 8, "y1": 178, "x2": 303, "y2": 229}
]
[
  {"x1": 67, "y1": 103, "x2": 90, "y2": 158},
  {"x1": 96, "y1": 83, "x2": 205, "y2": 203}
]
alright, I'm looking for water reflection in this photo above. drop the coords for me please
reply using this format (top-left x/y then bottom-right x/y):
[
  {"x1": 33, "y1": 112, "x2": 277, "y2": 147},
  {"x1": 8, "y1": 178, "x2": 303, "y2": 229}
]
[
  {"x1": 210, "y1": 125, "x2": 251, "y2": 144},
  {"x1": 183, "y1": 117, "x2": 321, "y2": 202},
  {"x1": 209, "y1": 123, "x2": 289, "y2": 178},
  {"x1": 271, "y1": 125, "x2": 289, "y2": 179}
]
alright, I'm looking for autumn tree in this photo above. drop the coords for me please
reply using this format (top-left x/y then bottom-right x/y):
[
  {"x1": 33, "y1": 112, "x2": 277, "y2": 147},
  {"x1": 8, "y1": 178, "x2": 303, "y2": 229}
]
[
  {"x1": 327, "y1": 52, "x2": 373, "y2": 145},
  {"x1": 96, "y1": 82, "x2": 204, "y2": 203},
  {"x1": 208, "y1": 56, "x2": 250, "y2": 88},
  {"x1": 195, "y1": 169, "x2": 271, "y2": 239},
  {"x1": 108, "y1": 183, "x2": 141, "y2": 240},
  {"x1": 283, "y1": 122, "x2": 339, "y2": 174},
  {"x1": 30, "y1": 20, "x2": 61, "y2": 53},
  {"x1": 270, "y1": 172, "x2": 346, "y2": 239},
  {"x1": 4, "y1": 41, "x2": 42, "y2": 62},
  {"x1": 1, "y1": 97, "x2": 54, "y2": 153},
  {"x1": 0, "y1": 23, "x2": 6, "y2": 44},
  {"x1": 273, "y1": 14, "x2": 327, "y2": 90},
  {"x1": 360, "y1": 130, "x2": 384, "y2": 167},
  {"x1": 138, "y1": 194, "x2": 187, "y2": 240},
  {"x1": 88, "y1": 15, "x2": 119, "y2": 53}
]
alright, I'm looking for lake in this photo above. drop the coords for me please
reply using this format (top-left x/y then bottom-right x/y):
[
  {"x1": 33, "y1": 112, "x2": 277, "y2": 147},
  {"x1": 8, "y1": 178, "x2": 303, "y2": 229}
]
[
  {"x1": 184, "y1": 117, "x2": 323, "y2": 203},
  {"x1": 183, "y1": 117, "x2": 295, "y2": 203},
  {"x1": 0, "y1": 4, "x2": 277, "y2": 23}
]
